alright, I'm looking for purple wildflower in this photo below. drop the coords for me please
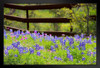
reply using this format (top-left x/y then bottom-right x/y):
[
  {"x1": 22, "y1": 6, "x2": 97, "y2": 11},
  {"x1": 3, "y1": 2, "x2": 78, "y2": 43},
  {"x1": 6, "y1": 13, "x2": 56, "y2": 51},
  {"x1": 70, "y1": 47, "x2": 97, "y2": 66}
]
[
  {"x1": 4, "y1": 50, "x2": 8, "y2": 55},
  {"x1": 12, "y1": 43, "x2": 18, "y2": 48},
  {"x1": 29, "y1": 48, "x2": 34, "y2": 54},
  {"x1": 94, "y1": 41, "x2": 96, "y2": 43},
  {"x1": 54, "y1": 56, "x2": 58, "y2": 59},
  {"x1": 10, "y1": 29, "x2": 13, "y2": 33},
  {"x1": 7, "y1": 45, "x2": 13, "y2": 50},
  {"x1": 14, "y1": 55, "x2": 18, "y2": 57},
  {"x1": 81, "y1": 52, "x2": 84, "y2": 55},
  {"x1": 93, "y1": 61, "x2": 96, "y2": 63},
  {"x1": 5, "y1": 35, "x2": 7, "y2": 39},
  {"x1": 50, "y1": 46, "x2": 54, "y2": 50},
  {"x1": 55, "y1": 44, "x2": 58, "y2": 48},
  {"x1": 37, "y1": 52, "x2": 41, "y2": 56},
  {"x1": 40, "y1": 46, "x2": 44, "y2": 50},
  {"x1": 82, "y1": 57, "x2": 85, "y2": 61},
  {"x1": 57, "y1": 57, "x2": 62, "y2": 61}
]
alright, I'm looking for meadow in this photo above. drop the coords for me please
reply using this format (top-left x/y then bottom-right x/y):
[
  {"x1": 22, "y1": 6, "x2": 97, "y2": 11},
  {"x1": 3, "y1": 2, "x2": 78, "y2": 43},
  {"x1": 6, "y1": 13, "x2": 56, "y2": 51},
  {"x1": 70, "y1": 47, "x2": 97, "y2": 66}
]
[{"x1": 4, "y1": 29, "x2": 96, "y2": 65}]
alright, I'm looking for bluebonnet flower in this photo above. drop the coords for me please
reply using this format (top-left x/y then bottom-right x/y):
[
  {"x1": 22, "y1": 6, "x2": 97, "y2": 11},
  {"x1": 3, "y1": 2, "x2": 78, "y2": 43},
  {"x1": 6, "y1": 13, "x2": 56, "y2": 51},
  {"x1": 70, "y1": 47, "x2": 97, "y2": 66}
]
[
  {"x1": 69, "y1": 38, "x2": 74, "y2": 46},
  {"x1": 67, "y1": 49, "x2": 70, "y2": 54},
  {"x1": 55, "y1": 36, "x2": 58, "y2": 40},
  {"x1": 67, "y1": 54, "x2": 73, "y2": 61},
  {"x1": 79, "y1": 42, "x2": 86, "y2": 50},
  {"x1": 35, "y1": 44, "x2": 41, "y2": 50},
  {"x1": 94, "y1": 36, "x2": 96, "y2": 38},
  {"x1": 81, "y1": 52, "x2": 84, "y2": 55},
  {"x1": 21, "y1": 31, "x2": 24, "y2": 36},
  {"x1": 51, "y1": 39, "x2": 56, "y2": 43},
  {"x1": 4, "y1": 29, "x2": 6, "y2": 35},
  {"x1": 74, "y1": 35, "x2": 80, "y2": 40},
  {"x1": 82, "y1": 57, "x2": 85, "y2": 61},
  {"x1": 34, "y1": 30, "x2": 37, "y2": 33},
  {"x1": 55, "y1": 44, "x2": 58, "y2": 48},
  {"x1": 37, "y1": 52, "x2": 41, "y2": 56},
  {"x1": 94, "y1": 41, "x2": 96, "y2": 43},
  {"x1": 54, "y1": 57, "x2": 62, "y2": 61},
  {"x1": 33, "y1": 36, "x2": 36, "y2": 40},
  {"x1": 63, "y1": 39, "x2": 66, "y2": 45},
  {"x1": 89, "y1": 34, "x2": 92, "y2": 38},
  {"x1": 37, "y1": 32, "x2": 40, "y2": 36},
  {"x1": 94, "y1": 47, "x2": 96, "y2": 49},
  {"x1": 12, "y1": 43, "x2": 18, "y2": 48},
  {"x1": 66, "y1": 36, "x2": 69, "y2": 40},
  {"x1": 23, "y1": 47, "x2": 28, "y2": 53},
  {"x1": 79, "y1": 38, "x2": 82, "y2": 42},
  {"x1": 5, "y1": 35, "x2": 7, "y2": 39},
  {"x1": 29, "y1": 48, "x2": 34, "y2": 54},
  {"x1": 10, "y1": 29, "x2": 13, "y2": 33},
  {"x1": 81, "y1": 33, "x2": 84, "y2": 38},
  {"x1": 54, "y1": 56, "x2": 58, "y2": 59},
  {"x1": 18, "y1": 47, "x2": 24, "y2": 54},
  {"x1": 66, "y1": 46, "x2": 69, "y2": 49},
  {"x1": 84, "y1": 39, "x2": 87, "y2": 43},
  {"x1": 4, "y1": 46, "x2": 5, "y2": 49},
  {"x1": 64, "y1": 48, "x2": 67, "y2": 50},
  {"x1": 14, "y1": 31, "x2": 17, "y2": 35},
  {"x1": 57, "y1": 57, "x2": 62, "y2": 61},
  {"x1": 50, "y1": 46, "x2": 54, "y2": 50},
  {"x1": 60, "y1": 37, "x2": 63, "y2": 45},
  {"x1": 43, "y1": 57, "x2": 45, "y2": 59},
  {"x1": 72, "y1": 46, "x2": 74, "y2": 49},
  {"x1": 17, "y1": 30, "x2": 20, "y2": 35},
  {"x1": 17, "y1": 41, "x2": 20, "y2": 45},
  {"x1": 93, "y1": 61, "x2": 96, "y2": 63},
  {"x1": 93, "y1": 52, "x2": 96, "y2": 56},
  {"x1": 16, "y1": 35, "x2": 19, "y2": 39},
  {"x1": 87, "y1": 51, "x2": 91, "y2": 56},
  {"x1": 7, "y1": 45, "x2": 13, "y2": 50},
  {"x1": 40, "y1": 46, "x2": 44, "y2": 50},
  {"x1": 87, "y1": 38, "x2": 92, "y2": 44},
  {"x1": 14, "y1": 54, "x2": 18, "y2": 57},
  {"x1": 4, "y1": 50, "x2": 8, "y2": 55}
]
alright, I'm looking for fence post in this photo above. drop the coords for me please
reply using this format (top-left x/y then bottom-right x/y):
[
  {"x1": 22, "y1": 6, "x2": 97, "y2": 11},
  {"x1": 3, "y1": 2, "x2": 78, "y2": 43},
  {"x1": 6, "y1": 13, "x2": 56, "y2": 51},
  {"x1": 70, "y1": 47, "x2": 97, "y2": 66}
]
[{"x1": 26, "y1": 10, "x2": 29, "y2": 30}]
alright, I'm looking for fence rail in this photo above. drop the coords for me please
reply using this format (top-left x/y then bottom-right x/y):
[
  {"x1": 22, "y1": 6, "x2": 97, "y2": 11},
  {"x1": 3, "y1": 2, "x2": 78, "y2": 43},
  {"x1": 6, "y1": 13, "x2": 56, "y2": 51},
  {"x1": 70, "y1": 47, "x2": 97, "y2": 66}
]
[
  {"x1": 4, "y1": 25, "x2": 76, "y2": 36},
  {"x1": 4, "y1": 3, "x2": 76, "y2": 10},
  {"x1": 4, "y1": 15, "x2": 71, "y2": 23}
]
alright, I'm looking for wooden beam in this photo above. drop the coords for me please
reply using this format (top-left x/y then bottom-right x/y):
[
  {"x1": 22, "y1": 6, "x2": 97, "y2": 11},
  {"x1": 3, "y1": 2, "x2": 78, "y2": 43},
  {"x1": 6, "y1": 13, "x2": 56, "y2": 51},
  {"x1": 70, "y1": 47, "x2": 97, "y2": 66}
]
[
  {"x1": 4, "y1": 25, "x2": 76, "y2": 36},
  {"x1": 4, "y1": 15, "x2": 71, "y2": 23},
  {"x1": 4, "y1": 25, "x2": 26, "y2": 31},
  {"x1": 89, "y1": 15, "x2": 96, "y2": 20},
  {"x1": 4, "y1": 3, "x2": 77, "y2": 10}
]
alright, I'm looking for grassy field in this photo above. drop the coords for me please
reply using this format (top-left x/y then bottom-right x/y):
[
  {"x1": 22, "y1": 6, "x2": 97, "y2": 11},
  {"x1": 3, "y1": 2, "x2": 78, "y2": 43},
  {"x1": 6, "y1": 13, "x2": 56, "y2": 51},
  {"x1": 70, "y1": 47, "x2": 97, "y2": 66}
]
[{"x1": 4, "y1": 29, "x2": 96, "y2": 65}]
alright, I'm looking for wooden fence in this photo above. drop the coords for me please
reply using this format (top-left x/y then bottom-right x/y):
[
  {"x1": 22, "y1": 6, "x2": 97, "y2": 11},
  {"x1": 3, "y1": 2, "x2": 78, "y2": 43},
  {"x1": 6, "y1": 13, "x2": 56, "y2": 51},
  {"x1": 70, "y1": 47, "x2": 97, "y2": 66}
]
[{"x1": 4, "y1": 3, "x2": 96, "y2": 36}]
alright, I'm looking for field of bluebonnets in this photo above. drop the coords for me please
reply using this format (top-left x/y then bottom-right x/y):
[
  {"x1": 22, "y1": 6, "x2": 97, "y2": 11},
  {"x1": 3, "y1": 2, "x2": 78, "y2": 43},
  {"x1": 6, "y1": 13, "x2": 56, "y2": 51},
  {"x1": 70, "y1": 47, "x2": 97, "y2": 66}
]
[{"x1": 4, "y1": 29, "x2": 96, "y2": 65}]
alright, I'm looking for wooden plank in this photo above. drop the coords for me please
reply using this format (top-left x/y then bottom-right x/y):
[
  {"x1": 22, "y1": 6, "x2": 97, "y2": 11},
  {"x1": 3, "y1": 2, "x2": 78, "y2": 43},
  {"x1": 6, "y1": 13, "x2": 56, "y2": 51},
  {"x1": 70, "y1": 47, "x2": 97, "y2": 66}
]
[
  {"x1": 89, "y1": 15, "x2": 96, "y2": 20},
  {"x1": 4, "y1": 25, "x2": 76, "y2": 36},
  {"x1": 4, "y1": 15, "x2": 71, "y2": 23},
  {"x1": 4, "y1": 15, "x2": 25, "y2": 22},
  {"x1": 4, "y1": 25, "x2": 26, "y2": 31},
  {"x1": 4, "y1": 3, "x2": 77, "y2": 10}
]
